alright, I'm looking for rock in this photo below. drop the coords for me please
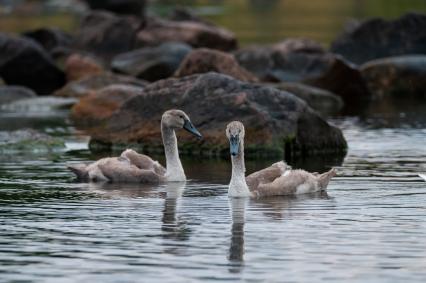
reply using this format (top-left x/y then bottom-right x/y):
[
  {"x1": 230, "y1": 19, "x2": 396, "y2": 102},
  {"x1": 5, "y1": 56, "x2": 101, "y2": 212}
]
[
  {"x1": 22, "y1": 27, "x2": 73, "y2": 58},
  {"x1": 0, "y1": 129, "x2": 65, "y2": 152},
  {"x1": 174, "y1": 48, "x2": 258, "y2": 82},
  {"x1": 65, "y1": 53, "x2": 104, "y2": 81},
  {"x1": 73, "y1": 11, "x2": 139, "y2": 61},
  {"x1": 235, "y1": 38, "x2": 324, "y2": 81},
  {"x1": 272, "y1": 38, "x2": 325, "y2": 54},
  {"x1": 331, "y1": 13, "x2": 426, "y2": 64},
  {"x1": 235, "y1": 39, "x2": 371, "y2": 103},
  {"x1": 235, "y1": 39, "x2": 325, "y2": 81},
  {"x1": 169, "y1": 7, "x2": 214, "y2": 26},
  {"x1": 1, "y1": 97, "x2": 77, "y2": 112},
  {"x1": 136, "y1": 17, "x2": 237, "y2": 51},
  {"x1": 111, "y1": 42, "x2": 192, "y2": 81},
  {"x1": 304, "y1": 54, "x2": 371, "y2": 104},
  {"x1": 266, "y1": 82, "x2": 343, "y2": 115},
  {"x1": 0, "y1": 86, "x2": 37, "y2": 105},
  {"x1": 84, "y1": 0, "x2": 146, "y2": 17},
  {"x1": 54, "y1": 73, "x2": 146, "y2": 98},
  {"x1": 85, "y1": 72, "x2": 347, "y2": 157},
  {"x1": 0, "y1": 97, "x2": 76, "y2": 132},
  {"x1": 0, "y1": 33, "x2": 66, "y2": 94},
  {"x1": 360, "y1": 55, "x2": 426, "y2": 98},
  {"x1": 71, "y1": 84, "x2": 143, "y2": 126}
]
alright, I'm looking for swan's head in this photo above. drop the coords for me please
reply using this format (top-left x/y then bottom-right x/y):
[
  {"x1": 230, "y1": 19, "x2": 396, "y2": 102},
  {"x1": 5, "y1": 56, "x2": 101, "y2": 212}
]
[
  {"x1": 226, "y1": 121, "x2": 245, "y2": 157},
  {"x1": 162, "y1": 109, "x2": 202, "y2": 138}
]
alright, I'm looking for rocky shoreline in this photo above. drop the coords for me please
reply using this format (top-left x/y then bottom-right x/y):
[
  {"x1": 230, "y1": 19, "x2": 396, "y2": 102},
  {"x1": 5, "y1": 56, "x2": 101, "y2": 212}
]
[{"x1": 1, "y1": 1, "x2": 426, "y2": 157}]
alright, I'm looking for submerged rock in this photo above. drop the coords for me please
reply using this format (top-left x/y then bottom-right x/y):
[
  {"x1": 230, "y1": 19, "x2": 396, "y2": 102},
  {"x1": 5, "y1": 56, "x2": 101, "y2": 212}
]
[
  {"x1": 0, "y1": 129, "x2": 65, "y2": 152},
  {"x1": 54, "y1": 73, "x2": 146, "y2": 98},
  {"x1": 71, "y1": 84, "x2": 143, "y2": 126},
  {"x1": 64, "y1": 54, "x2": 104, "y2": 81},
  {"x1": 235, "y1": 39, "x2": 371, "y2": 103},
  {"x1": 73, "y1": 11, "x2": 139, "y2": 61},
  {"x1": 174, "y1": 48, "x2": 258, "y2": 82},
  {"x1": 0, "y1": 33, "x2": 66, "y2": 94},
  {"x1": 361, "y1": 55, "x2": 426, "y2": 98},
  {"x1": 331, "y1": 13, "x2": 426, "y2": 64},
  {"x1": 136, "y1": 17, "x2": 237, "y2": 51},
  {"x1": 0, "y1": 86, "x2": 37, "y2": 105},
  {"x1": 112, "y1": 42, "x2": 192, "y2": 81},
  {"x1": 85, "y1": 72, "x2": 347, "y2": 157},
  {"x1": 265, "y1": 82, "x2": 343, "y2": 115}
]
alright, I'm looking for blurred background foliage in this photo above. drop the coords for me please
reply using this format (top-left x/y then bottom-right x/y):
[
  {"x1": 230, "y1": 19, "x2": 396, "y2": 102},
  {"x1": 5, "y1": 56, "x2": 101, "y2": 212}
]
[{"x1": 1, "y1": 0, "x2": 426, "y2": 46}]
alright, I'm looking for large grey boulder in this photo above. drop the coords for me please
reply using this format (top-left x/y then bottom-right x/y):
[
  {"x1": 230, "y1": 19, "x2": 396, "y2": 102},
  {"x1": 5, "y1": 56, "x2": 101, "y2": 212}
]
[{"x1": 82, "y1": 72, "x2": 347, "y2": 157}]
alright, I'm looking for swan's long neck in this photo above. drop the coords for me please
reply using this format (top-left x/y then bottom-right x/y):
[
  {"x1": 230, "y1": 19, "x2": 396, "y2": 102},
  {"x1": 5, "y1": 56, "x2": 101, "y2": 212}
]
[
  {"x1": 162, "y1": 124, "x2": 186, "y2": 181},
  {"x1": 229, "y1": 140, "x2": 251, "y2": 197}
]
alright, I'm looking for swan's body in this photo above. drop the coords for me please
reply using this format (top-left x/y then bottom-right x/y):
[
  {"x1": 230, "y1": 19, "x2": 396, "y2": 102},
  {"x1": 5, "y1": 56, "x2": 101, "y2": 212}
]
[
  {"x1": 67, "y1": 109, "x2": 201, "y2": 183},
  {"x1": 420, "y1": 174, "x2": 426, "y2": 181},
  {"x1": 226, "y1": 121, "x2": 336, "y2": 198}
]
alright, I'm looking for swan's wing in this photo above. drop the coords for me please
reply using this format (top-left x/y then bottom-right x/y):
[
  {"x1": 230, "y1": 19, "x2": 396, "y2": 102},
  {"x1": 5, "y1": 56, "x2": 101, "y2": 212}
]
[
  {"x1": 419, "y1": 174, "x2": 426, "y2": 181},
  {"x1": 121, "y1": 149, "x2": 166, "y2": 175},
  {"x1": 98, "y1": 158, "x2": 164, "y2": 183},
  {"x1": 246, "y1": 161, "x2": 289, "y2": 191},
  {"x1": 252, "y1": 170, "x2": 316, "y2": 197},
  {"x1": 317, "y1": 168, "x2": 337, "y2": 189},
  {"x1": 67, "y1": 163, "x2": 89, "y2": 180},
  {"x1": 68, "y1": 158, "x2": 113, "y2": 182}
]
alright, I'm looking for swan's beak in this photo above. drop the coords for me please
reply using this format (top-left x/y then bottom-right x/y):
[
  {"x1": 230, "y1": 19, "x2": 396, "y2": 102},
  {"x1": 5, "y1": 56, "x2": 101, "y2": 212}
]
[
  {"x1": 183, "y1": 119, "x2": 202, "y2": 139},
  {"x1": 229, "y1": 135, "x2": 239, "y2": 156}
]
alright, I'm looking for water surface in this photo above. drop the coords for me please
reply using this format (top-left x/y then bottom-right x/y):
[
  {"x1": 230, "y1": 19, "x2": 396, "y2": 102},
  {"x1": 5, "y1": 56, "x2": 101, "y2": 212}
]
[{"x1": 1, "y1": 99, "x2": 426, "y2": 282}]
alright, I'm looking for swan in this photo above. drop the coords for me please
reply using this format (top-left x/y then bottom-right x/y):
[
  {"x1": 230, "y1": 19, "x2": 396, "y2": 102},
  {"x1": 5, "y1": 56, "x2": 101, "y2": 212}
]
[
  {"x1": 68, "y1": 109, "x2": 202, "y2": 183},
  {"x1": 225, "y1": 121, "x2": 336, "y2": 198},
  {"x1": 420, "y1": 174, "x2": 426, "y2": 181}
]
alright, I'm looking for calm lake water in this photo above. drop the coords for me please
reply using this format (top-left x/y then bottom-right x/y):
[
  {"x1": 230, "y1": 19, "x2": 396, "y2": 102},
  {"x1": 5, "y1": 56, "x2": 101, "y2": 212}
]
[
  {"x1": 1, "y1": 98, "x2": 426, "y2": 282},
  {"x1": 1, "y1": 1, "x2": 426, "y2": 282}
]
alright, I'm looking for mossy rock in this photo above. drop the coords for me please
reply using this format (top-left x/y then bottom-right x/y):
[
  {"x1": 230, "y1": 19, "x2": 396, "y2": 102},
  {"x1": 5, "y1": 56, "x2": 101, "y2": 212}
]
[{"x1": 0, "y1": 129, "x2": 65, "y2": 153}]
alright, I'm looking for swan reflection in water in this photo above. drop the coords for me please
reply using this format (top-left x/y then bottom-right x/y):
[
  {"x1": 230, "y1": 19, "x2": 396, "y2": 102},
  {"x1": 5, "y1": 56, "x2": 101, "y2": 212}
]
[
  {"x1": 86, "y1": 181, "x2": 190, "y2": 252},
  {"x1": 228, "y1": 197, "x2": 248, "y2": 273},
  {"x1": 227, "y1": 191, "x2": 332, "y2": 273},
  {"x1": 161, "y1": 181, "x2": 191, "y2": 242}
]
